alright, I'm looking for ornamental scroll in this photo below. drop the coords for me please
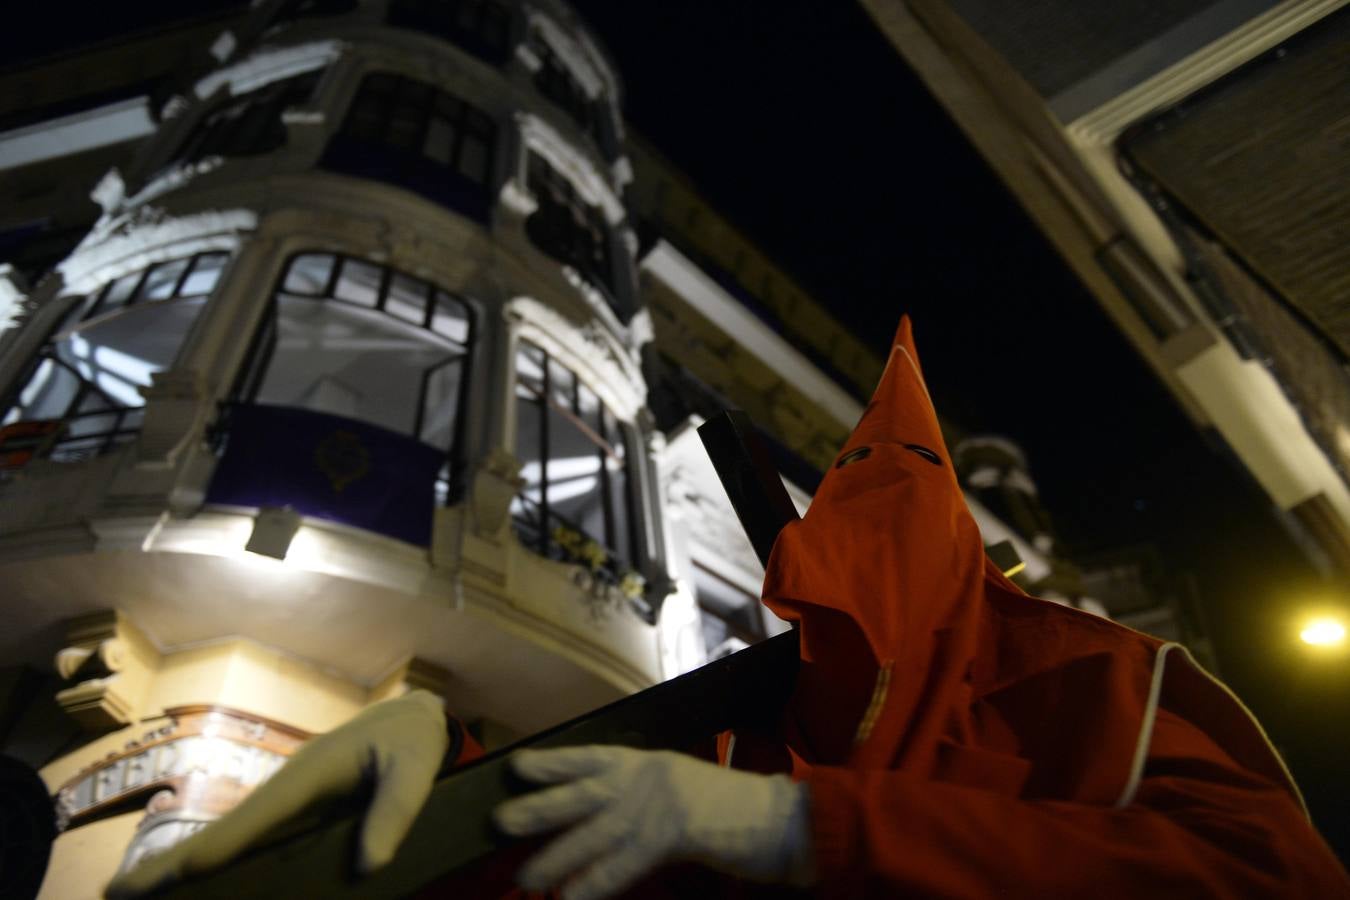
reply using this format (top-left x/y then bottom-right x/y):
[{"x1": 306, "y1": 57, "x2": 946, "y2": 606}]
[{"x1": 54, "y1": 706, "x2": 310, "y2": 872}]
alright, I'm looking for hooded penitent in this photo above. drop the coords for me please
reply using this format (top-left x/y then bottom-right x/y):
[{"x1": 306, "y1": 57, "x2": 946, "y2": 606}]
[{"x1": 733, "y1": 316, "x2": 1349, "y2": 897}]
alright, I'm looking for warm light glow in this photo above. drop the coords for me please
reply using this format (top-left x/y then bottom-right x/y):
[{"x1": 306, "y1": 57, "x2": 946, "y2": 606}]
[{"x1": 1300, "y1": 618, "x2": 1346, "y2": 647}]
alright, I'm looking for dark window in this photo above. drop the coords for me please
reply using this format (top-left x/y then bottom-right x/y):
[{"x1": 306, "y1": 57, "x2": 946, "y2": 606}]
[
  {"x1": 532, "y1": 39, "x2": 595, "y2": 139},
  {"x1": 510, "y1": 339, "x2": 636, "y2": 576},
  {"x1": 176, "y1": 71, "x2": 322, "y2": 165},
  {"x1": 693, "y1": 563, "x2": 766, "y2": 659},
  {"x1": 0, "y1": 252, "x2": 229, "y2": 469},
  {"x1": 525, "y1": 152, "x2": 618, "y2": 305},
  {"x1": 236, "y1": 252, "x2": 474, "y2": 503},
  {"x1": 387, "y1": 0, "x2": 515, "y2": 64},
  {"x1": 322, "y1": 73, "x2": 498, "y2": 222},
  {"x1": 528, "y1": 34, "x2": 618, "y2": 161}
]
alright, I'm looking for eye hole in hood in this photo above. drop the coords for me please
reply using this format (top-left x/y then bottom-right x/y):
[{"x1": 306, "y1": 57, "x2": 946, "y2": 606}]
[
  {"x1": 836, "y1": 446, "x2": 872, "y2": 468},
  {"x1": 904, "y1": 444, "x2": 942, "y2": 466}
]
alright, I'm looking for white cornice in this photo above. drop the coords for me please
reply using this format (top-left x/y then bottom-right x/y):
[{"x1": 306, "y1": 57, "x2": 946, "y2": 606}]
[
  {"x1": 194, "y1": 40, "x2": 345, "y2": 99},
  {"x1": 1067, "y1": 0, "x2": 1347, "y2": 145},
  {"x1": 0, "y1": 98, "x2": 154, "y2": 172},
  {"x1": 641, "y1": 240, "x2": 863, "y2": 430},
  {"x1": 516, "y1": 111, "x2": 625, "y2": 223}
]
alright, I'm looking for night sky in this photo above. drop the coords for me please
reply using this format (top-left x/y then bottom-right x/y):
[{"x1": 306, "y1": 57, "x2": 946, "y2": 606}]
[
  {"x1": 6, "y1": 0, "x2": 1347, "y2": 856},
  {"x1": 575, "y1": 0, "x2": 1348, "y2": 853}
]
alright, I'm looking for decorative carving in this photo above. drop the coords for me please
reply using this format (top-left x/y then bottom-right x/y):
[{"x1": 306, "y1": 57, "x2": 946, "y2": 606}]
[
  {"x1": 52, "y1": 611, "x2": 157, "y2": 732},
  {"x1": 471, "y1": 447, "x2": 524, "y2": 538},
  {"x1": 313, "y1": 430, "x2": 371, "y2": 492},
  {"x1": 56, "y1": 704, "x2": 308, "y2": 856},
  {"x1": 89, "y1": 169, "x2": 127, "y2": 215},
  {"x1": 0, "y1": 263, "x2": 32, "y2": 332}
]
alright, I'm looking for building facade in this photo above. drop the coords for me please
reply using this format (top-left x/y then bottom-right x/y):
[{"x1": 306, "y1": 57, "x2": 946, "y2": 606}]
[
  {"x1": 0, "y1": 2, "x2": 697, "y2": 892},
  {"x1": 0, "y1": 2, "x2": 1172, "y2": 895}
]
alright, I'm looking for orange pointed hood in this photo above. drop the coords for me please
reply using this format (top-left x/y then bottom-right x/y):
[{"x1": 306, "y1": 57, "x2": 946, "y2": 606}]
[{"x1": 761, "y1": 316, "x2": 997, "y2": 767}]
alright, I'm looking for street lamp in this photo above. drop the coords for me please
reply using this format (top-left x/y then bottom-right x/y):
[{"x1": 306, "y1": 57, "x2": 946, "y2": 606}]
[{"x1": 1299, "y1": 617, "x2": 1347, "y2": 648}]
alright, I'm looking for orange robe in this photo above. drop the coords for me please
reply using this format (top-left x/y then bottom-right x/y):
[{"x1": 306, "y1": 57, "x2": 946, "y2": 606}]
[{"x1": 719, "y1": 316, "x2": 1349, "y2": 896}]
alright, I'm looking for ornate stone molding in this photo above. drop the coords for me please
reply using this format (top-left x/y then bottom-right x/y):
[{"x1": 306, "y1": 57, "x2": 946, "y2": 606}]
[
  {"x1": 505, "y1": 297, "x2": 645, "y2": 419},
  {"x1": 470, "y1": 446, "x2": 525, "y2": 539},
  {"x1": 52, "y1": 611, "x2": 158, "y2": 732},
  {"x1": 54, "y1": 704, "x2": 310, "y2": 878}
]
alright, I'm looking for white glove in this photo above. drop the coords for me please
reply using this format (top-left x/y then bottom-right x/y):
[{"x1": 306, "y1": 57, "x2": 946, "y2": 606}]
[
  {"x1": 493, "y1": 745, "x2": 814, "y2": 900},
  {"x1": 104, "y1": 690, "x2": 448, "y2": 899}
]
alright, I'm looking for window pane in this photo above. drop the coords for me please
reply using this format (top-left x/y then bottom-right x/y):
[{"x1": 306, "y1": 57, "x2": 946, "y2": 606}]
[
  {"x1": 605, "y1": 408, "x2": 632, "y2": 563},
  {"x1": 516, "y1": 341, "x2": 546, "y2": 397},
  {"x1": 179, "y1": 252, "x2": 229, "y2": 296},
  {"x1": 76, "y1": 390, "x2": 115, "y2": 414},
  {"x1": 398, "y1": 78, "x2": 433, "y2": 110},
  {"x1": 512, "y1": 379, "x2": 545, "y2": 549},
  {"x1": 90, "y1": 273, "x2": 141, "y2": 320},
  {"x1": 139, "y1": 259, "x2": 190, "y2": 301},
  {"x1": 576, "y1": 382, "x2": 602, "y2": 436},
  {"x1": 547, "y1": 356, "x2": 574, "y2": 412},
  {"x1": 549, "y1": 405, "x2": 605, "y2": 550},
  {"x1": 419, "y1": 355, "x2": 462, "y2": 450},
  {"x1": 423, "y1": 117, "x2": 455, "y2": 166},
  {"x1": 283, "y1": 254, "x2": 335, "y2": 295},
  {"x1": 435, "y1": 92, "x2": 463, "y2": 119},
  {"x1": 431, "y1": 292, "x2": 470, "y2": 343},
  {"x1": 458, "y1": 134, "x2": 489, "y2": 184},
  {"x1": 258, "y1": 296, "x2": 440, "y2": 433},
  {"x1": 66, "y1": 411, "x2": 119, "y2": 439},
  {"x1": 388, "y1": 106, "x2": 423, "y2": 151},
  {"x1": 333, "y1": 258, "x2": 382, "y2": 306},
  {"x1": 15, "y1": 358, "x2": 78, "y2": 420},
  {"x1": 386, "y1": 273, "x2": 428, "y2": 325},
  {"x1": 58, "y1": 298, "x2": 207, "y2": 408}
]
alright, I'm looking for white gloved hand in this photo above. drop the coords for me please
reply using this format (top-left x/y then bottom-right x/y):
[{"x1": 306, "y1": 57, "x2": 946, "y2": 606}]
[
  {"x1": 493, "y1": 745, "x2": 814, "y2": 900},
  {"x1": 104, "y1": 690, "x2": 448, "y2": 899}
]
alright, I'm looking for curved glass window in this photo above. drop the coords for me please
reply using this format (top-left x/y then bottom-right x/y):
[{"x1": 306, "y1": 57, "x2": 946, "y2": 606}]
[
  {"x1": 209, "y1": 254, "x2": 474, "y2": 545},
  {"x1": 242, "y1": 253, "x2": 471, "y2": 451},
  {"x1": 511, "y1": 339, "x2": 635, "y2": 576},
  {"x1": 0, "y1": 252, "x2": 228, "y2": 469},
  {"x1": 175, "y1": 71, "x2": 322, "y2": 165},
  {"x1": 525, "y1": 152, "x2": 621, "y2": 311},
  {"x1": 322, "y1": 73, "x2": 498, "y2": 222},
  {"x1": 387, "y1": 0, "x2": 515, "y2": 64}
]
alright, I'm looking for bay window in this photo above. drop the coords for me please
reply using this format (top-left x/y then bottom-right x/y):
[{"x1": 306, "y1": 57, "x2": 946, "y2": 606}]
[
  {"x1": 0, "y1": 252, "x2": 228, "y2": 468},
  {"x1": 323, "y1": 73, "x2": 498, "y2": 222},
  {"x1": 511, "y1": 339, "x2": 636, "y2": 578},
  {"x1": 211, "y1": 253, "x2": 474, "y2": 544},
  {"x1": 524, "y1": 152, "x2": 619, "y2": 309}
]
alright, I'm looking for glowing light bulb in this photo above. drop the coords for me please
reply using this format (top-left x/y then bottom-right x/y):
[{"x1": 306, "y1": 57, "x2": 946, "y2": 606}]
[{"x1": 1300, "y1": 618, "x2": 1346, "y2": 647}]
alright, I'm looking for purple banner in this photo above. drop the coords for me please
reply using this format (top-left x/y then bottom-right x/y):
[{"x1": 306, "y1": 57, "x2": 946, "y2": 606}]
[{"x1": 206, "y1": 404, "x2": 443, "y2": 546}]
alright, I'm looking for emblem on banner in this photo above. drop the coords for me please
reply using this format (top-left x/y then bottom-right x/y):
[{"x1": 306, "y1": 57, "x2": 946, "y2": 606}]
[{"x1": 314, "y1": 429, "x2": 371, "y2": 492}]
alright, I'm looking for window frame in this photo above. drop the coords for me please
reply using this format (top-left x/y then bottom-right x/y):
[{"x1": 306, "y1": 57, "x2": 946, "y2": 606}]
[
  {"x1": 227, "y1": 251, "x2": 477, "y2": 504},
  {"x1": 322, "y1": 71, "x2": 500, "y2": 222},
  {"x1": 511, "y1": 337, "x2": 639, "y2": 577},
  {"x1": 526, "y1": 28, "x2": 619, "y2": 162},
  {"x1": 524, "y1": 151, "x2": 620, "y2": 306},
  {"x1": 0, "y1": 251, "x2": 231, "y2": 468}
]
